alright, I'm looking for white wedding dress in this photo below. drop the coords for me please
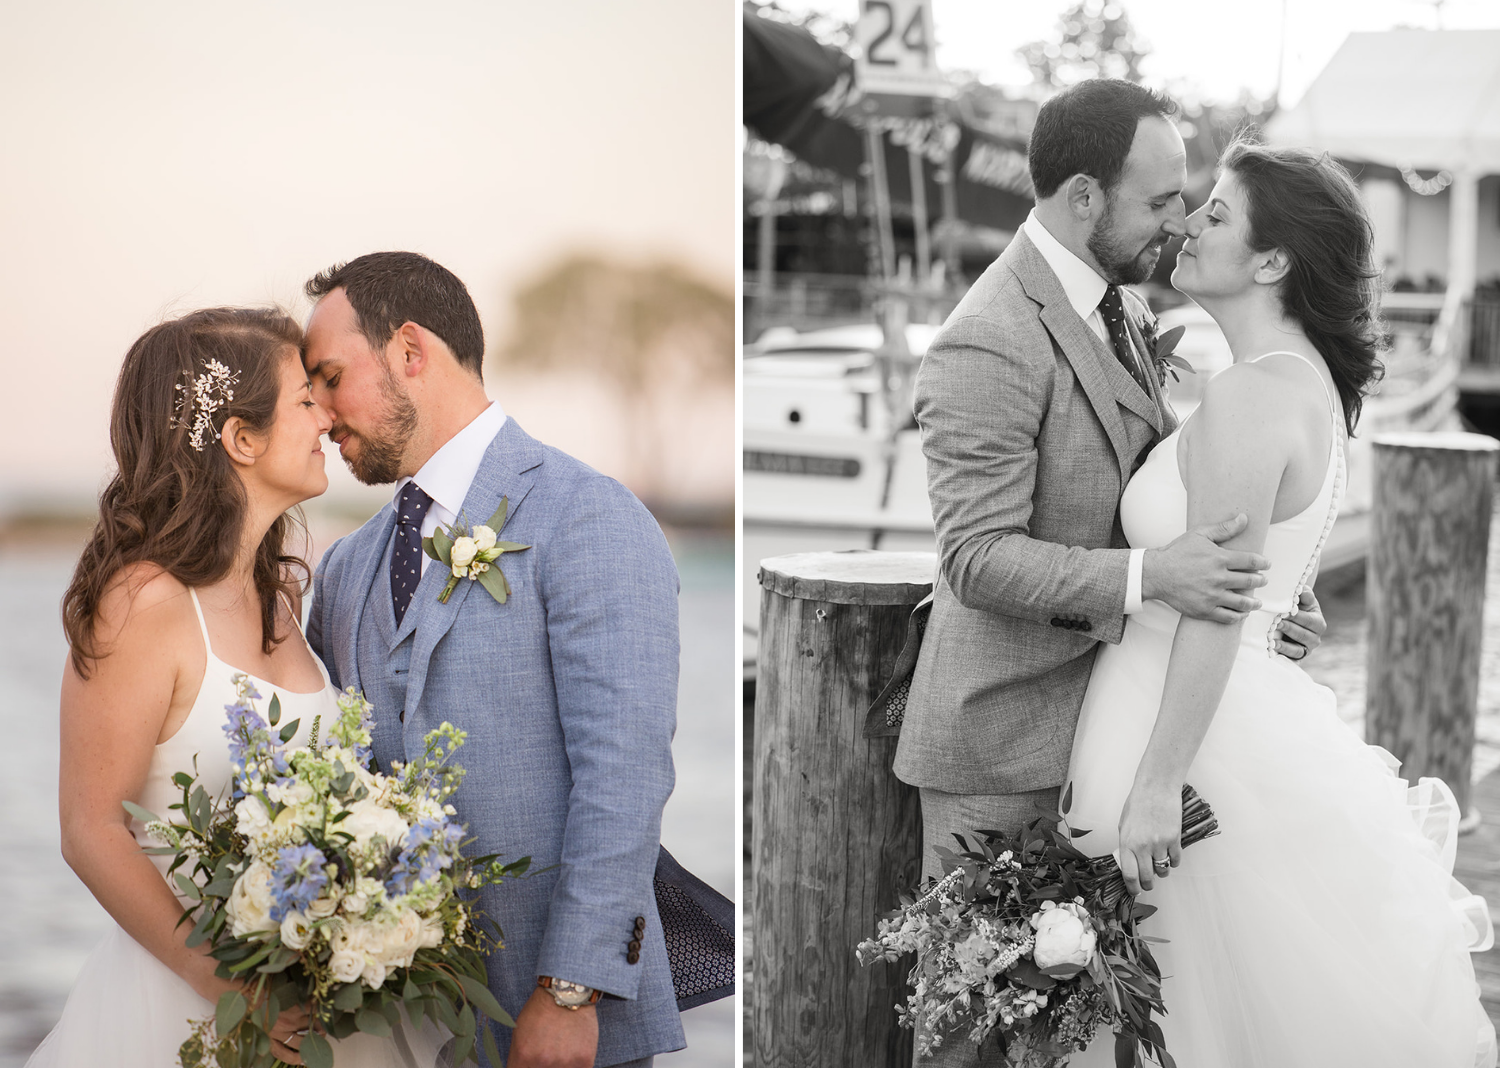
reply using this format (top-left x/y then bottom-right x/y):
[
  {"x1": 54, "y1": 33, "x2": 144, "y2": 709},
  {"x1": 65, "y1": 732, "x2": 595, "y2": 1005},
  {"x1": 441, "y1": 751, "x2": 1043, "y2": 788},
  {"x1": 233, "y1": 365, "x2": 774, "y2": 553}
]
[
  {"x1": 27, "y1": 589, "x2": 448, "y2": 1068},
  {"x1": 1064, "y1": 352, "x2": 1497, "y2": 1067}
]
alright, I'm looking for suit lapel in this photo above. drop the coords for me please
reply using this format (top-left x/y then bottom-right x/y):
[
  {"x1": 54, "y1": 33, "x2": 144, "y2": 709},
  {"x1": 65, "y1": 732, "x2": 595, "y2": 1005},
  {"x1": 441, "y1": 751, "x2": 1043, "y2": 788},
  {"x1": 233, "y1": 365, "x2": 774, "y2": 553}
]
[
  {"x1": 341, "y1": 507, "x2": 397, "y2": 697},
  {"x1": 401, "y1": 419, "x2": 547, "y2": 731},
  {"x1": 1010, "y1": 237, "x2": 1140, "y2": 480}
]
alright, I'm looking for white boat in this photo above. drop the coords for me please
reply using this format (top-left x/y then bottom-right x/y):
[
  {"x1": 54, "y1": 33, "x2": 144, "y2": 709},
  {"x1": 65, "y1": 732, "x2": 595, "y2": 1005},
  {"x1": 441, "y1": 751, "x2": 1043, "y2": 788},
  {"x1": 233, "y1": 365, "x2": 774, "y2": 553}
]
[{"x1": 742, "y1": 295, "x2": 1461, "y2": 677}]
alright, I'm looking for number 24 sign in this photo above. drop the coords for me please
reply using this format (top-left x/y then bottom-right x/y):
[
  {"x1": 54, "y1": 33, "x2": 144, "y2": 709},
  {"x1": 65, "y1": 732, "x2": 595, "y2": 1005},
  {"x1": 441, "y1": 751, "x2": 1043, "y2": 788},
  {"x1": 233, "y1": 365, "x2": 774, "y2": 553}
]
[{"x1": 856, "y1": 0, "x2": 948, "y2": 97}]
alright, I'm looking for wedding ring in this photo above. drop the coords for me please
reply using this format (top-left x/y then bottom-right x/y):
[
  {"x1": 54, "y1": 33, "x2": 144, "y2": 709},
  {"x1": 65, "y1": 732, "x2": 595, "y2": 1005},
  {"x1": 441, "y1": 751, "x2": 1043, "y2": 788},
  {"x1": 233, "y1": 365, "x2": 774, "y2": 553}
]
[{"x1": 1152, "y1": 858, "x2": 1170, "y2": 873}]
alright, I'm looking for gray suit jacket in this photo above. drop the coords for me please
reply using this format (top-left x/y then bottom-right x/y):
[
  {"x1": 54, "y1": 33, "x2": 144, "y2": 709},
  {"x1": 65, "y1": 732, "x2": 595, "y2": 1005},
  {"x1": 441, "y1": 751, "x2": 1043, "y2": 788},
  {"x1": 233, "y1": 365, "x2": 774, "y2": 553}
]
[
  {"x1": 308, "y1": 419, "x2": 685, "y2": 1066},
  {"x1": 892, "y1": 230, "x2": 1176, "y2": 796}
]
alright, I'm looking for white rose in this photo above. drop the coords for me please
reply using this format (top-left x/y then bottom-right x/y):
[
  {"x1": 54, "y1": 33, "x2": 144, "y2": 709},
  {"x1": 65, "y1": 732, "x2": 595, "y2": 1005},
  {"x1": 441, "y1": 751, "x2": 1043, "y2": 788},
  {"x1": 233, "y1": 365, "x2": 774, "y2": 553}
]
[
  {"x1": 340, "y1": 799, "x2": 411, "y2": 850},
  {"x1": 450, "y1": 537, "x2": 478, "y2": 569},
  {"x1": 306, "y1": 895, "x2": 340, "y2": 919},
  {"x1": 361, "y1": 958, "x2": 389, "y2": 989},
  {"x1": 419, "y1": 913, "x2": 445, "y2": 949},
  {"x1": 377, "y1": 908, "x2": 425, "y2": 967},
  {"x1": 226, "y1": 860, "x2": 277, "y2": 937},
  {"x1": 330, "y1": 950, "x2": 364, "y2": 984},
  {"x1": 1029, "y1": 902, "x2": 1097, "y2": 977},
  {"x1": 281, "y1": 910, "x2": 313, "y2": 950},
  {"x1": 471, "y1": 526, "x2": 497, "y2": 554}
]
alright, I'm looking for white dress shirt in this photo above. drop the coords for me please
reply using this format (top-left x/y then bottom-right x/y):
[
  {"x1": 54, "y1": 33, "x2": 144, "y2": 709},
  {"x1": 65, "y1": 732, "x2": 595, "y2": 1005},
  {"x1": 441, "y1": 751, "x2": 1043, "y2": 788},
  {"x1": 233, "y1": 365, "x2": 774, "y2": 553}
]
[
  {"x1": 1021, "y1": 211, "x2": 1146, "y2": 613},
  {"x1": 393, "y1": 400, "x2": 508, "y2": 575}
]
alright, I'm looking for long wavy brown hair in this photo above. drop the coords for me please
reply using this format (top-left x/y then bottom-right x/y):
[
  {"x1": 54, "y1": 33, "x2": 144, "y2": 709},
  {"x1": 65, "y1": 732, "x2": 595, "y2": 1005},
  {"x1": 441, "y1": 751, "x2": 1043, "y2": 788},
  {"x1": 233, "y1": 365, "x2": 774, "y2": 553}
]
[{"x1": 63, "y1": 308, "x2": 311, "y2": 677}]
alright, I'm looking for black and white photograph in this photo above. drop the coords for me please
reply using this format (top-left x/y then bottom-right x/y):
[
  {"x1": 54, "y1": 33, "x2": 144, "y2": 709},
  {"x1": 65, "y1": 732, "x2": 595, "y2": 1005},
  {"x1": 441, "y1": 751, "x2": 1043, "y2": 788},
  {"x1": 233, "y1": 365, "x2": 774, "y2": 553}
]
[
  {"x1": 0, "y1": 4, "x2": 735, "y2": 1068},
  {"x1": 744, "y1": 1, "x2": 1500, "y2": 1065}
]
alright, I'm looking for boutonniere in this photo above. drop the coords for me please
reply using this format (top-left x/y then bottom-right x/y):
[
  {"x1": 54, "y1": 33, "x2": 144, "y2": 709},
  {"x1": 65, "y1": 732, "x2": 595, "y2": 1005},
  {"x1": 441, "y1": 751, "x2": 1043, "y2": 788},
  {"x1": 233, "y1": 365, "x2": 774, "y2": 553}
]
[
  {"x1": 422, "y1": 497, "x2": 531, "y2": 605},
  {"x1": 1140, "y1": 316, "x2": 1194, "y2": 386}
]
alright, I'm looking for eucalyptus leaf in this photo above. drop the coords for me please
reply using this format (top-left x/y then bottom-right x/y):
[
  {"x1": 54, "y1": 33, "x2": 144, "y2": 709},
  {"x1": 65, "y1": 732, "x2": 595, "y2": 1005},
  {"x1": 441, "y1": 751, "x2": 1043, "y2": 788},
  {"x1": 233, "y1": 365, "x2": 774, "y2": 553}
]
[
  {"x1": 422, "y1": 536, "x2": 442, "y2": 562},
  {"x1": 174, "y1": 873, "x2": 202, "y2": 901},
  {"x1": 456, "y1": 974, "x2": 514, "y2": 1028},
  {"x1": 452, "y1": 1031, "x2": 476, "y2": 1065},
  {"x1": 172, "y1": 771, "x2": 195, "y2": 789},
  {"x1": 492, "y1": 540, "x2": 530, "y2": 553},
  {"x1": 268, "y1": 693, "x2": 281, "y2": 727},
  {"x1": 481, "y1": 1020, "x2": 504, "y2": 1067},
  {"x1": 485, "y1": 497, "x2": 508, "y2": 532},
  {"x1": 333, "y1": 982, "x2": 364, "y2": 1012},
  {"x1": 279, "y1": 717, "x2": 302, "y2": 744},
  {"x1": 432, "y1": 527, "x2": 455, "y2": 563},
  {"x1": 301, "y1": 1031, "x2": 334, "y2": 1068},
  {"x1": 355, "y1": 1008, "x2": 392, "y2": 1038},
  {"x1": 476, "y1": 564, "x2": 508, "y2": 604},
  {"x1": 122, "y1": 799, "x2": 163, "y2": 825},
  {"x1": 215, "y1": 990, "x2": 248, "y2": 1037}
]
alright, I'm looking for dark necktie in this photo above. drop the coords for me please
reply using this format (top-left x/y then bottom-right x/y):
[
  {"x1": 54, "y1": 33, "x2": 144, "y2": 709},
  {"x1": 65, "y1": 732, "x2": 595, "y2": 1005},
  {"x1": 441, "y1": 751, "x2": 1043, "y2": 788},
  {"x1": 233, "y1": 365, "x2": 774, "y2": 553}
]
[
  {"x1": 391, "y1": 481, "x2": 434, "y2": 627},
  {"x1": 1097, "y1": 284, "x2": 1148, "y2": 393}
]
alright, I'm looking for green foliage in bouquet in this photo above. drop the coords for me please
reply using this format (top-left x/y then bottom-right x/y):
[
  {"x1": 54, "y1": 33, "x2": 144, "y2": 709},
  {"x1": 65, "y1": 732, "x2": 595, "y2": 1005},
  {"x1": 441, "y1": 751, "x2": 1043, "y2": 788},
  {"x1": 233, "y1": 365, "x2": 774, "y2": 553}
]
[
  {"x1": 126, "y1": 677, "x2": 529, "y2": 1068},
  {"x1": 858, "y1": 785, "x2": 1220, "y2": 1068}
]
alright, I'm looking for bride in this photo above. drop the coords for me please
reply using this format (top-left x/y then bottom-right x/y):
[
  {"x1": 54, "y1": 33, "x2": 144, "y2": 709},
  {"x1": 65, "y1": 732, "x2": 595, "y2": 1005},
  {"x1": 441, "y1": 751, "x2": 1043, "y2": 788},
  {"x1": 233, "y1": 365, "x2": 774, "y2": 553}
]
[
  {"x1": 1063, "y1": 139, "x2": 1496, "y2": 1066},
  {"x1": 30, "y1": 308, "x2": 446, "y2": 1066}
]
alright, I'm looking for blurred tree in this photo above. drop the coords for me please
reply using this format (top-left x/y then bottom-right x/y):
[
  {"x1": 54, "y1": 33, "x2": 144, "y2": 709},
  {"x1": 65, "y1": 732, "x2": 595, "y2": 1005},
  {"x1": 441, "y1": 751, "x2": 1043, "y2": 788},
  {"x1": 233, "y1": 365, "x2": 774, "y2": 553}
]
[
  {"x1": 1017, "y1": 0, "x2": 1151, "y2": 89},
  {"x1": 495, "y1": 255, "x2": 733, "y2": 505}
]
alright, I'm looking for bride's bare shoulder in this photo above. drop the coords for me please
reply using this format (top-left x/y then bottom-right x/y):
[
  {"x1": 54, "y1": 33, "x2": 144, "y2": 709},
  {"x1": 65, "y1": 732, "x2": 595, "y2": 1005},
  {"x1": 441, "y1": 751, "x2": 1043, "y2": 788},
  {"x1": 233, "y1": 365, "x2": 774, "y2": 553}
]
[{"x1": 87, "y1": 563, "x2": 196, "y2": 661}]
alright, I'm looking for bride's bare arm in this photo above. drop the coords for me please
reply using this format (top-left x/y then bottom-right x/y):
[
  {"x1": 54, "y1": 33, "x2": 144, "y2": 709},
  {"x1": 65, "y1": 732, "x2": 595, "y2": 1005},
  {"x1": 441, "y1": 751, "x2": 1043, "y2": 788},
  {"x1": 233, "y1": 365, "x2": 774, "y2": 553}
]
[
  {"x1": 1116, "y1": 363, "x2": 1299, "y2": 895},
  {"x1": 58, "y1": 567, "x2": 309, "y2": 1061}
]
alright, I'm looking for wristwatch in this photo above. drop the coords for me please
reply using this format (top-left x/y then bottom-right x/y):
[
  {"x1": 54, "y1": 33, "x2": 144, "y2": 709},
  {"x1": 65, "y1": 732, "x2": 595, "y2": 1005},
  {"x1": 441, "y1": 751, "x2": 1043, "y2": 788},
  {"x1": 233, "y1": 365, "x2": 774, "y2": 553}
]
[{"x1": 537, "y1": 976, "x2": 601, "y2": 1010}]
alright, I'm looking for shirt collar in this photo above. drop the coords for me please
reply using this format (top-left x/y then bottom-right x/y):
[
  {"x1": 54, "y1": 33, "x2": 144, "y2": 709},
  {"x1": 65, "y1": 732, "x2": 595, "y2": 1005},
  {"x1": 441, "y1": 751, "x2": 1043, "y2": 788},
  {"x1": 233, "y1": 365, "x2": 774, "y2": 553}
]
[
  {"x1": 393, "y1": 400, "x2": 508, "y2": 518},
  {"x1": 1021, "y1": 210, "x2": 1109, "y2": 323}
]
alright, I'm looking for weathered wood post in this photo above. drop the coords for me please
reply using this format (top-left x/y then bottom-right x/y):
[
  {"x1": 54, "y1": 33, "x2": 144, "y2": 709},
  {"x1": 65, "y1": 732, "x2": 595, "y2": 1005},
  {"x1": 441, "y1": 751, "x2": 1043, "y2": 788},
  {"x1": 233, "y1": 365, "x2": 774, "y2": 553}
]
[
  {"x1": 752, "y1": 550, "x2": 934, "y2": 1068},
  {"x1": 1366, "y1": 432, "x2": 1499, "y2": 827}
]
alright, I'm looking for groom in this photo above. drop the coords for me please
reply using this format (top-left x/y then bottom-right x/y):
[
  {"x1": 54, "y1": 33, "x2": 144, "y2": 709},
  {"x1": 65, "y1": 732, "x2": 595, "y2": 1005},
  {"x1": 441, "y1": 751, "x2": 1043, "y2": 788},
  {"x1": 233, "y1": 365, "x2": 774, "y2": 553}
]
[
  {"x1": 303, "y1": 252, "x2": 684, "y2": 1068},
  {"x1": 894, "y1": 78, "x2": 1324, "y2": 1045}
]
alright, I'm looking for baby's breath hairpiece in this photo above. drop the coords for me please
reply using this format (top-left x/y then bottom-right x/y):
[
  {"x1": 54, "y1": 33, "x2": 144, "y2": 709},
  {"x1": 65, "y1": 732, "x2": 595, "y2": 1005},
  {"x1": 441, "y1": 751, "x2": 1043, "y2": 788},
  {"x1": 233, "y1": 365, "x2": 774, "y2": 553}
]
[{"x1": 171, "y1": 359, "x2": 240, "y2": 451}]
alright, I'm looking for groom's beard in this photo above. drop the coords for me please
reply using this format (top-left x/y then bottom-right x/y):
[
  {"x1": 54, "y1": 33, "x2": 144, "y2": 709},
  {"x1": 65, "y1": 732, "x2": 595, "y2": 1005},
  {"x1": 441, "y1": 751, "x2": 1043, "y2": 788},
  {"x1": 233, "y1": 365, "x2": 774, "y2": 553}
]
[
  {"x1": 1087, "y1": 195, "x2": 1166, "y2": 286},
  {"x1": 334, "y1": 366, "x2": 418, "y2": 485}
]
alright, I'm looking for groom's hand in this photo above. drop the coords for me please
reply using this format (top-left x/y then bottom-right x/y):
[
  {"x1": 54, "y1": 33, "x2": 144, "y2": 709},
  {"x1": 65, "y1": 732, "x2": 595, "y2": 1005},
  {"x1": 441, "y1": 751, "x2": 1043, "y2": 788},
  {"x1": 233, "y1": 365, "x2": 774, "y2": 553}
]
[
  {"x1": 1141, "y1": 513, "x2": 1270, "y2": 624},
  {"x1": 509, "y1": 987, "x2": 599, "y2": 1068}
]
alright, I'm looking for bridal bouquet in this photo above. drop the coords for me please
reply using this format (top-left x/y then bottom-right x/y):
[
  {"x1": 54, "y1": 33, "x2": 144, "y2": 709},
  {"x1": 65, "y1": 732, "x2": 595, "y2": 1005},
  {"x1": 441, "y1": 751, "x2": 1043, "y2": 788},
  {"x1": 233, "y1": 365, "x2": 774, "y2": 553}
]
[
  {"x1": 127, "y1": 675, "x2": 529, "y2": 1068},
  {"x1": 857, "y1": 785, "x2": 1220, "y2": 1068}
]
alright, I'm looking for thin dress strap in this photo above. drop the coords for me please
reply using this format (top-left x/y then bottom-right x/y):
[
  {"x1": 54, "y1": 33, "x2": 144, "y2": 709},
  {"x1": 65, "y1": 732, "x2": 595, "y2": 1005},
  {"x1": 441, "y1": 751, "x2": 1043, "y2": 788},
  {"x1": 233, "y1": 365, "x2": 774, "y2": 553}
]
[
  {"x1": 1250, "y1": 350, "x2": 1340, "y2": 432},
  {"x1": 186, "y1": 588, "x2": 214, "y2": 652}
]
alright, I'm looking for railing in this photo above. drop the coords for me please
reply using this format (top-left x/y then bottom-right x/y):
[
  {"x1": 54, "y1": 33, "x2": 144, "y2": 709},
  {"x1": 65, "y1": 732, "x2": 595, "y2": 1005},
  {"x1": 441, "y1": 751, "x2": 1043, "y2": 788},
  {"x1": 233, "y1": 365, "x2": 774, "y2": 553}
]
[
  {"x1": 1470, "y1": 292, "x2": 1500, "y2": 369},
  {"x1": 743, "y1": 273, "x2": 963, "y2": 341}
]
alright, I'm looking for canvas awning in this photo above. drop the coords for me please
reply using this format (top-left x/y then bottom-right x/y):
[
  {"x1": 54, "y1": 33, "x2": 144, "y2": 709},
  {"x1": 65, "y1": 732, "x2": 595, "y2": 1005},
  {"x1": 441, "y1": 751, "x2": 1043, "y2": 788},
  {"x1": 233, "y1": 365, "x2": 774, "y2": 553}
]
[{"x1": 1266, "y1": 29, "x2": 1500, "y2": 173}]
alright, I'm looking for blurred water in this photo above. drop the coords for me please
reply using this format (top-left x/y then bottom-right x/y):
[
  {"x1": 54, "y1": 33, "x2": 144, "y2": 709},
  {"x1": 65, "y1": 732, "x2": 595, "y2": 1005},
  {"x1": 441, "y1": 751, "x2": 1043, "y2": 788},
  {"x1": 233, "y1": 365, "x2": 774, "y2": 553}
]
[{"x1": 0, "y1": 532, "x2": 735, "y2": 1068}]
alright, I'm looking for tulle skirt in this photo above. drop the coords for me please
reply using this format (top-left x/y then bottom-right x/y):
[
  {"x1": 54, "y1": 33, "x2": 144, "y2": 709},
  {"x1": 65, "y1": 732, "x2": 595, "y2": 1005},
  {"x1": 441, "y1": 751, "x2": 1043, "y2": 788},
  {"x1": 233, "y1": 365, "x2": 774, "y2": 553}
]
[
  {"x1": 26, "y1": 921, "x2": 451, "y2": 1068},
  {"x1": 1063, "y1": 605, "x2": 1497, "y2": 1068}
]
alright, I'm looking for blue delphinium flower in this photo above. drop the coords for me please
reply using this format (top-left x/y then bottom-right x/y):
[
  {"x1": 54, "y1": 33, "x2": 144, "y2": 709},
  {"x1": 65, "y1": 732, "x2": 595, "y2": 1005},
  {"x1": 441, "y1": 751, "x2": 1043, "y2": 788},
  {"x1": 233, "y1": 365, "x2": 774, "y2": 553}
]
[
  {"x1": 270, "y1": 843, "x2": 329, "y2": 922},
  {"x1": 385, "y1": 818, "x2": 463, "y2": 897}
]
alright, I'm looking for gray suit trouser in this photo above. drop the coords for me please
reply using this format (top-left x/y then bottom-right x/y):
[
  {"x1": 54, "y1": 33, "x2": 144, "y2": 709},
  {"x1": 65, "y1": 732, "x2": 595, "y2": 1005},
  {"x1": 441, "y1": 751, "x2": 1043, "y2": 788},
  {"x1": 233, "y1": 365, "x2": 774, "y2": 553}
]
[{"x1": 914, "y1": 785, "x2": 1063, "y2": 1068}]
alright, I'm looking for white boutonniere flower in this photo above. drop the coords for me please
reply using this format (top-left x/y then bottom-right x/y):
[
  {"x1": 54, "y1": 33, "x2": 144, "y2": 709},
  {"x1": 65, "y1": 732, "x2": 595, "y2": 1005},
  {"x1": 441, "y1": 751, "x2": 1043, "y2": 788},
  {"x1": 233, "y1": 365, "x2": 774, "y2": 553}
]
[{"x1": 421, "y1": 497, "x2": 531, "y2": 605}]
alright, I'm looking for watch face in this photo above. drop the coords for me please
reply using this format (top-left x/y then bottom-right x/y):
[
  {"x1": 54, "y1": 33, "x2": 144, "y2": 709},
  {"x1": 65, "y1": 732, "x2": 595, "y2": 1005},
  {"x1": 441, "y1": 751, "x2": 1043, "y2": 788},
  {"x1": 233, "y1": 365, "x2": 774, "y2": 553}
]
[{"x1": 550, "y1": 980, "x2": 593, "y2": 1006}]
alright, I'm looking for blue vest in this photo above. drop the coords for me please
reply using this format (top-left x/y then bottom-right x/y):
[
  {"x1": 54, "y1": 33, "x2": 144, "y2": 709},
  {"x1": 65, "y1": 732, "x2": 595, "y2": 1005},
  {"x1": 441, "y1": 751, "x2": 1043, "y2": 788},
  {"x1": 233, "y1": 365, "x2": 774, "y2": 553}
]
[{"x1": 358, "y1": 535, "x2": 418, "y2": 764}]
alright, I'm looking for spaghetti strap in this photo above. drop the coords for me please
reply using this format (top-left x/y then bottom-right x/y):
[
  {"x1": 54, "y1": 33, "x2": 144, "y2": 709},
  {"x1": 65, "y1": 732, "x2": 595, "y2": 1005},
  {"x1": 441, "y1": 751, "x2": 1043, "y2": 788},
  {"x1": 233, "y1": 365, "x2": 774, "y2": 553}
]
[
  {"x1": 186, "y1": 588, "x2": 213, "y2": 650},
  {"x1": 1250, "y1": 350, "x2": 1339, "y2": 427}
]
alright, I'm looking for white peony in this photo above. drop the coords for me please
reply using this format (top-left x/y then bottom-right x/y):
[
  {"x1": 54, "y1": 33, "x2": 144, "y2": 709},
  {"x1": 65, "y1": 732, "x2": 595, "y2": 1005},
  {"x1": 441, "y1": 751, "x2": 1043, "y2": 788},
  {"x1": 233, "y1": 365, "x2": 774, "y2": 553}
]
[
  {"x1": 1029, "y1": 902, "x2": 1097, "y2": 977},
  {"x1": 281, "y1": 911, "x2": 313, "y2": 950},
  {"x1": 419, "y1": 913, "x2": 445, "y2": 949},
  {"x1": 340, "y1": 798, "x2": 411, "y2": 850},
  {"x1": 449, "y1": 536, "x2": 478, "y2": 569},
  {"x1": 379, "y1": 908, "x2": 425, "y2": 966},
  {"x1": 226, "y1": 860, "x2": 277, "y2": 937}
]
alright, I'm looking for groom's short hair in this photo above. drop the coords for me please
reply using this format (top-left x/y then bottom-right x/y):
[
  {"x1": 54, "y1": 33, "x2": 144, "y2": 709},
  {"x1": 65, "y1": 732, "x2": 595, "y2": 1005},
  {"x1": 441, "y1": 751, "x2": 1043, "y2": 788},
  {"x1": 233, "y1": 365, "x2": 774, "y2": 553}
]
[
  {"x1": 1027, "y1": 79, "x2": 1178, "y2": 200},
  {"x1": 305, "y1": 252, "x2": 485, "y2": 378}
]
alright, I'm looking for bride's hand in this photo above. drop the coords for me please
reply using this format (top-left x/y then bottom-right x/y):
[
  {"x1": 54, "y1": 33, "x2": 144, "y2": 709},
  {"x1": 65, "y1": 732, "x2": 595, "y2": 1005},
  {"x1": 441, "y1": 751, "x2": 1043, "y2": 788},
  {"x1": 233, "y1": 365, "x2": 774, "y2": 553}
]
[
  {"x1": 1118, "y1": 784, "x2": 1184, "y2": 896},
  {"x1": 263, "y1": 1000, "x2": 313, "y2": 1066}
]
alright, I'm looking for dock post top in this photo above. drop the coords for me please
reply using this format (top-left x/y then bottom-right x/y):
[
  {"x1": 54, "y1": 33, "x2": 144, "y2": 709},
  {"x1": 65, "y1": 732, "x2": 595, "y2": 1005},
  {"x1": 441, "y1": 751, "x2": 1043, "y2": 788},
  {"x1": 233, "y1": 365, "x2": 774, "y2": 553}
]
[{"x1": 757, "y1": 550, "x2": 937, "y2": 606}]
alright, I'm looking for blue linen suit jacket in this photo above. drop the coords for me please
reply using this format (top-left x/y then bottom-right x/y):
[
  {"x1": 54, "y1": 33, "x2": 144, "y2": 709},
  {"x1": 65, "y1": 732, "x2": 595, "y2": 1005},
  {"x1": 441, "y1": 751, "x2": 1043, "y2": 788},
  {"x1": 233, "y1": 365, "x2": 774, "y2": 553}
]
[{"x1": 307, "y1": 418, "x2": 686, "y2": 1066}]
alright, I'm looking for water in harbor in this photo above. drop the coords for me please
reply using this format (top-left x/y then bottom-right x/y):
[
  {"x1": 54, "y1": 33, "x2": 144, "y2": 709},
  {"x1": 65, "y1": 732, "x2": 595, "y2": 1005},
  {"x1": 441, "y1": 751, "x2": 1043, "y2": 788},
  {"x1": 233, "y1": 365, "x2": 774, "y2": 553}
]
[{"x1": 0, "y1": 532, "x2": 735, "y2": 1068}]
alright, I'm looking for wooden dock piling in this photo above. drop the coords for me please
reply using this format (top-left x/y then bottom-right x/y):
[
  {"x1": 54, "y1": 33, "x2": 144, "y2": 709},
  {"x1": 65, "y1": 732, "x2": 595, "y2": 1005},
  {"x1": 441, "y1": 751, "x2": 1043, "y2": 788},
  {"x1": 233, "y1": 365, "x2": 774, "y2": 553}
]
[
  {"x1": 1366, "y1": 432, "x2": 1500, "y2": 824},
  {"x1": 751, "y1": 550, "x2": 934, "y2": 1068}
]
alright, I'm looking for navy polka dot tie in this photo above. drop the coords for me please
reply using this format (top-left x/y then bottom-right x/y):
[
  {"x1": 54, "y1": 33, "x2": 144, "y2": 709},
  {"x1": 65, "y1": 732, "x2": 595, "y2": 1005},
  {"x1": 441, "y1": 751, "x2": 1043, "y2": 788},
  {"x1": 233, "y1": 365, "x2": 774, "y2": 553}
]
[
  {"x1": 1098, "y1": 284, "x2": 1148, "y2": 393},
  {"x1": 391, "y1": 481, "x2": 434, "y2": 627}
]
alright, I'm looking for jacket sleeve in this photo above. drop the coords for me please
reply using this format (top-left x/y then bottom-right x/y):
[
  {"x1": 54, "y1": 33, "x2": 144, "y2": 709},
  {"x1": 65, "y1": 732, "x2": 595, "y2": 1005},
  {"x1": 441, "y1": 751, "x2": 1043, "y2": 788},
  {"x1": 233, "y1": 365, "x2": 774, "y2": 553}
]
[
  {"x1": 916, "y1": 313, "x2": 1132, "y2": 643},
  {"x1": 306, "y1": 537, "x2": 345, "y2": 688},
  {"x1": 532, "y1": 476, "x2": 678, "y2": 999}
]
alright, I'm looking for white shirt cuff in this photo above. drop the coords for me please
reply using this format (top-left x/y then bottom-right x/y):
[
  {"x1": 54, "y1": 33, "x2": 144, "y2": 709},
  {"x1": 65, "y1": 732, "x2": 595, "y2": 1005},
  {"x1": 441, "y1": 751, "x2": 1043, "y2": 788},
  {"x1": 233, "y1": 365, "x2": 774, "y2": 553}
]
[{"x1": 1125, "y1": 548, "x2": 1145, "y2": 614}]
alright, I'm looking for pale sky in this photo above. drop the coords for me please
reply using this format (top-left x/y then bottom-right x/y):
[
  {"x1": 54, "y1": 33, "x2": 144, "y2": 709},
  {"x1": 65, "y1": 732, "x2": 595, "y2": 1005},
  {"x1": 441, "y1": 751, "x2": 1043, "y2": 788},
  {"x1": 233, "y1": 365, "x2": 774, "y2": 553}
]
[
  {"x1": 775, "y1": 0, "x2": 1500, "y2": 107},
  {"x1": 0, "y1": 1, "x2": 732, "y2": 505}
]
